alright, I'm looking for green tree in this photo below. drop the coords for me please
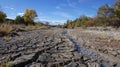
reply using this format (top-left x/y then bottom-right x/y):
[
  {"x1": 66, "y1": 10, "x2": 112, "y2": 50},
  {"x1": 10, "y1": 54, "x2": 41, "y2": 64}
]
[
  {"x1": 23, "y1": 9, "x2": 38, "y2": 25},
  {"x1": 15, "y1": 16, "x2": 24, "y2": 24},
  {"x1": 80, "y1": 15, "x2": 89, "y2": 26},
  {"x1": 74, "y1": 18, "x2": 80, "y2": 27},
  {"x1": 0, "y1": 11, "x2": 6, "y2": 23}
]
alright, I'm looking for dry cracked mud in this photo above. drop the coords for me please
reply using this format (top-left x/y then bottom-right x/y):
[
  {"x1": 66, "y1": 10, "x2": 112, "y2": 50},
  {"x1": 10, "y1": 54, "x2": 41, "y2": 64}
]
[{"x1": 0, "y1": 28, "x2": 120, "y2": 67}]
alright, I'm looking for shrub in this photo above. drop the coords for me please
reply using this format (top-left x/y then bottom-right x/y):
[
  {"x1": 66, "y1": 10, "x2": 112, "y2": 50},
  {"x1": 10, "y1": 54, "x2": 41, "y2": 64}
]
[
  {"x1": 0, "y1": 23, "x2": 13, "y2": 36},
  {"x1": 25, "y1": 25, "x2": 48, "y2": 30},
  {"x1": 0, "y1": 59, "x2": 11, "y2": 67},
  {"x1": 83, "y1": 18, "x2": 95, "y2": 27},
  {"x1": 0, "y1": 11, "x2": 6, "y2": 23}
]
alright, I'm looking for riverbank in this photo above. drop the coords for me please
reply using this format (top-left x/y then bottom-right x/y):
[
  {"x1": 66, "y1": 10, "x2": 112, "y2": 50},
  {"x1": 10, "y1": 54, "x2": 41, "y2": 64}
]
[{"x1": 0, "y1": 27, "x2": 120, "y2": 67}]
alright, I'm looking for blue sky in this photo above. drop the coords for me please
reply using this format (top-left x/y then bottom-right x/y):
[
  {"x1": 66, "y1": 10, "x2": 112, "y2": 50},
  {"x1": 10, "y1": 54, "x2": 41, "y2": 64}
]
[{"x1": 0, "y1": 0, "x2": 114, "y2": 25}]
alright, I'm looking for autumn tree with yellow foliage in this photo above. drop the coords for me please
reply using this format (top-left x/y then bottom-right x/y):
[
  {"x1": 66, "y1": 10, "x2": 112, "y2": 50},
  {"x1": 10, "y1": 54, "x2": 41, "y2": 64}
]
[{"x1": 23, "y1": 9, "x2": 37, "y2": 25}]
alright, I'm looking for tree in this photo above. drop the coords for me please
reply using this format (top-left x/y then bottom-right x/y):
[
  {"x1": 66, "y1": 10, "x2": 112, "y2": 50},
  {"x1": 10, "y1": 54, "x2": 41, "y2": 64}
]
[
  {"x1": 97, "y1": 4, "x2": 114, "y2": 18},
  {"x1": 74, "y1": 18, "x2": 80, "y2": 27},
  {"x1": 80, "y1": 15, "x2": 89, "y2": 26},
  {"x1": 112, "y1": 0, "x2": 120, "y2": 9},
  {"x1": 0, "y1": 11, "x2": 6, "y2": 23},
  {"x1": 114, "y1": 7, "x2": 120, "y2": 27},
  {"x1": 23, "y1": 9, "x2": 38, "y2": 25},
  {"x1": 66, "y1": 20, "x2": 74, "y2": 28},
  {"x1": 116, "y1": 7, "x2": 120, "y2": 18},
  {"x1": 0, "y1": 6, "x2": 6, "y2": 23},
  {"x1": 15, "y1": 16, "x2": 24, "y2": 24},
  {"x1": 45, "y1": 22, "x2": 49, "y2": 26},
  {"x1": 83, "y1": 18, "x2": 95, "y2": 27}
]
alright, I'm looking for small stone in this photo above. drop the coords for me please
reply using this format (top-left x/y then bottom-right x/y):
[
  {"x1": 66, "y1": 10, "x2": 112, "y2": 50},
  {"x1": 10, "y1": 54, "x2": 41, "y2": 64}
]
[
  {"x1": 87, "y1": 62, "x2": 100, "y2": 67},
  {"x1": 81, "y1": 56, "x2": 90, "y2": 61},
  {"x1": 26, "y1": 63, "x2": 43, "y2": 67},
  {"x1": 117, "y1": 55, "x2": 120, "y2": 59},
  {"x1": 108, "y1": 50, "x2": 118, "y2": 56},
  {"x1": 117, "y1": 50, "x2": 120, "y2": 54},
  {"x1": 68, "y1": 62, "x2": 79, "y2": 67},
  {"x1": 37, "y1": 53, "x2": 51, "y2": 63}
]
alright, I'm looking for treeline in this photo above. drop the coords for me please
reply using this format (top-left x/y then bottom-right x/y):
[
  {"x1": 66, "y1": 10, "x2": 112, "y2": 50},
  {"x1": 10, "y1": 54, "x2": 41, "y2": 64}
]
[
  {"x1": 62, "y1": 0, "x2": 120, "y2": 28},
  {"x1": 0, "y1": 8, "x2": 49, "y2": 26}
]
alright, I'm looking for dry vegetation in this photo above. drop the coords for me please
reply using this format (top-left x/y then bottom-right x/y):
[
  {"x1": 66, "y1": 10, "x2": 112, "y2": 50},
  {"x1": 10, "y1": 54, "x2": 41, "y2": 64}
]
[
  {"x1": 25, "y1": 25, "x2": 49, "y2": 30},
  {"x1": 0, "y1": 23, "x2": 49, "y2": 40},
  {"x1": 0, "y1": 59, "x2": 11, "y2": 67},
  {"x1": 0, "y1": 24, "x2": 18, "y2": 40},
  {"x1": 0, "y1": 24, "x2": 13, "y2": 35}
]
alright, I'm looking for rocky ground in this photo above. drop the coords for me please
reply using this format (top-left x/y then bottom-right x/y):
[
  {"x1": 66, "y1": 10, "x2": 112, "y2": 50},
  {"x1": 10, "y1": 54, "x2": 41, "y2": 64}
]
[
  {"x1": 0, "y1": 27, "x2": 120, "y2": 67},
  {"x1": 67, "y1": 27, "x2": 120, "y2": 67}
]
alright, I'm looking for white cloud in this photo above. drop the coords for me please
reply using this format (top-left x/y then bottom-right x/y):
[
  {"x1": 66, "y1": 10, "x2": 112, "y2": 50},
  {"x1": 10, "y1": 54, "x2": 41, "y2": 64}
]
[
  {"x1": 37, "y1": 17, "x2": 66, "y2": 25},
  {"x1": 53, "y1": 11, "x2": 72, "y2": 18},
  {"x1": 17, "y1": 12, "x2": 24, "y2": 16},
  {"x1": 48, "y1": 20, "x2": 66, "y2": 25},
  {"x1": 56, "y1": 6, "x2": 61, "y2": 9},
  {"x1": 5, "y1": 6, "x2": 15, "y2": 10},
  {"x1": 7, "y1": 16, "x2": 15, "y2": 19},
  {"x1": 10, "y1": 7, "x2": 14, "y2": 10}
]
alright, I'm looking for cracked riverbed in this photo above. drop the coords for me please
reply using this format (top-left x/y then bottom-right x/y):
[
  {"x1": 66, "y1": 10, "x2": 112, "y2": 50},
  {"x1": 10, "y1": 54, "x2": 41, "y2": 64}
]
[{"x1": 0, "y1": 28, "x2": 119, "y2": 67}]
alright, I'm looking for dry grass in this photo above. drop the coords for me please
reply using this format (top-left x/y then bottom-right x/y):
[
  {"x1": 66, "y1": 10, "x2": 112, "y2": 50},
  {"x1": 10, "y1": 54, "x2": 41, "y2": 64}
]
[
  {"x1": 0, "y1": 59, "x2": 11, "y2": 67},
  {"x1": 0, "y1": 24, "x2": 14, "y2": 40},
  {"x1": 0, "y1": 24, "x2": 49, "y2": 35},
  {"x1": 0, "y1": 24, "x2": 49, "y2": 40},
  {"x1": 0, "y1": 24, "x2": 13, "y2": 35},
  {"x1": 0, "y1": 24, "x2": 49, "y2": 34},
  {"x1": 3, "y1": 36, "x2": 12, "y2": 40},
  {"x1": 25, "y1": 25, "x2": 49, "y2": 30}
]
